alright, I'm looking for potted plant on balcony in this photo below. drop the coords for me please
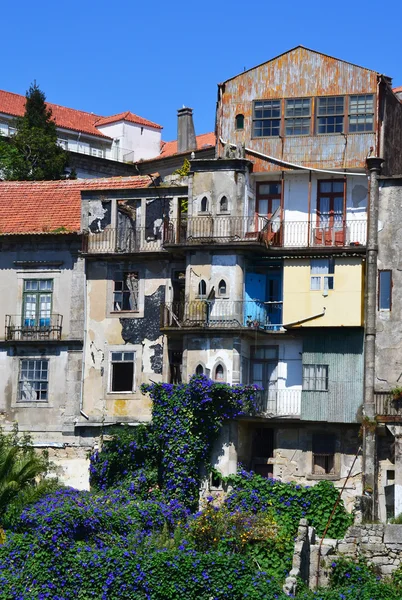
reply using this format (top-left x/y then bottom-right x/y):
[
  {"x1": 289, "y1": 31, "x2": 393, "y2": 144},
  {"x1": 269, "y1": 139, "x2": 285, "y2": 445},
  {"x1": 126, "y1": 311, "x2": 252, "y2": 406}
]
[{"x1": 390, "y1": 386, "x2": 402, "y2": 402}]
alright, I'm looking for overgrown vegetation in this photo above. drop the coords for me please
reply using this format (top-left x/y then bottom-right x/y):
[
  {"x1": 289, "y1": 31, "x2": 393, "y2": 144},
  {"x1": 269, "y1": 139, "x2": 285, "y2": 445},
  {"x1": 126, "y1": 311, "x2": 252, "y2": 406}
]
[
  {"x1": 0, "y1": 82, "x2": 72, "y2": 180},
  {"x1": 0, "y1": 376, "x2": 401, "y2": 598}
]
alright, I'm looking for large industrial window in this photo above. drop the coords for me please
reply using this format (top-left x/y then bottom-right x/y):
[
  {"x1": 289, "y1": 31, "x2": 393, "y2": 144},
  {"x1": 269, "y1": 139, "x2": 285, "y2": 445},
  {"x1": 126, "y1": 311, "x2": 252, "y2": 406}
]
[
  {"x1": 349, "y1": 95, "x2": 374, "y2": 132},
  {"x1": 113, "y1": 273, "x2": 139, "y2": 311},
  {"x1": 303, "y1": 364, "x2": 329, "y2": 391},
  {"x1": 253, "y1": 100, "x2": 281, "y2": 137},
  {"x1": 110, "y1": 351, "x2": 135, "y2": 392},
  {"x1": 310, "y1": 259, "x2": 334, "y2": 291},
  {"x1": 312, "y1": 433, "x2": 335, "y2": 475},
  {"x1": 18, "y1": 359, "x2": 49, "y2": 401},
  {"x1": 23, "y1": 279, "x2": 53, "y2": 327},
  {"x1": 317, "y1": 96, "x2": 344, "y2": 134},
  {"x1": 378, "y1": 270, "x2": 392, "y2": 310},
  {"x1": 285, "y1": 98, "x2": 311, "y2": 135}
]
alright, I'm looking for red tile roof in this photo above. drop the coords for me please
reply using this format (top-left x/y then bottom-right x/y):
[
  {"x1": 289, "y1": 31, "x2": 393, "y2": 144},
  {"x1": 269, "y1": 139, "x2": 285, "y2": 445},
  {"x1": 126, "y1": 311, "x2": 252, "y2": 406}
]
[
  {"x1": 0, "y1": 176, "x2": 154, "y2": 235},
  {"x1": 95, "y1": 111, "x2": 163, "y2": 130},
  {"x1": 0, "y1": 90, "x2": 162, "y2": 139},
  {"x1": 160, "y1": 132, "x2": 216, "y2": 157},
  {"x1": 393, "y1": 86, "x2": 402, "y2": 93}
]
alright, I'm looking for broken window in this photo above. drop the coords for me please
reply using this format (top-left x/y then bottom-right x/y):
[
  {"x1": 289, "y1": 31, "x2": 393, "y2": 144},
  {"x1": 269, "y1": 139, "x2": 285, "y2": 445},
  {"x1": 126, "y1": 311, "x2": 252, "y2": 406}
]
[
  {"x1": 310, "y1": 259, "x2": 334, "y2": 291},
  {"x1": 312, "y1": 433, "x2": 335, "y2": 475},
  {"x1": 285, "y1": 98, "x2": 311, "y2": 135},
  {"x1": 110, "y1": 351, "x2": 135, "y2": 392},
  {"x1": 378, "y1": 270, "x2": 392, "y2": 310},
  {"x1": 18, "y1": 359, "x2": 49, "y2": 401},
  {"x1": 349, "y1": 95, "x2": 374, "y2": 132},
  {"x1": 317, "y1": 96, "x2": 344, "y2": 134},
  {"x1": 303, "y1": 364, "x2": 328, "y2": 391},
  {"x1": 113, "y1": 273, "x2": 139, "y2": 311},
  {"x1": 235, "y1": 114, "x2": 244, "y2": 130},
  {"x1": 87, "y1": 200, "x2": 111, "y2": 233},
  {"x1": 253, "y1": 100, "x2": 281, "y2": 137}
]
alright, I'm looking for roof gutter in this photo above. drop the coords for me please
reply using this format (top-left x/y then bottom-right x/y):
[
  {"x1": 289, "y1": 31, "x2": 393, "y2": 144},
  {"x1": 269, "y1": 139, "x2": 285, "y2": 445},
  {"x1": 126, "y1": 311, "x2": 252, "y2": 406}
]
[
  {"x1": 283, "y1": 308, "x2": 326, "y2": 328},
  {"x1": 219, "y1": 137, "x2": 367, "y2": 177}
]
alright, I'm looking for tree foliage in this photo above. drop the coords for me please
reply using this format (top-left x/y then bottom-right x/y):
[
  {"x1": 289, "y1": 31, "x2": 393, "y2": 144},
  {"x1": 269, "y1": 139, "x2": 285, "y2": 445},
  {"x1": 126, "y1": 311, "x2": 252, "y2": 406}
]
[{"x1": 0, "y1": 82, "x2": 71, "y2": 180}]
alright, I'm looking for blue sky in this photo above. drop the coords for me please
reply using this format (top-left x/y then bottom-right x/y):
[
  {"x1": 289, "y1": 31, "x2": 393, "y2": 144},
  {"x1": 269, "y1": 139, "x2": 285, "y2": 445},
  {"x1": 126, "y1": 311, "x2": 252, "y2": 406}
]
[{"x1": 2, "y1": 0, "x2": 401, "y2": 141}]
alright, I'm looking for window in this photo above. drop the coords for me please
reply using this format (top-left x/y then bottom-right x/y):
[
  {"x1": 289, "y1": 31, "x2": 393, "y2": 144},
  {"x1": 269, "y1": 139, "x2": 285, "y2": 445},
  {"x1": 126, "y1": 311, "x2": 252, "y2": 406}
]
[
  {"x1": 8, "y1": 126, "x2": 16, "y2": 136},
  {"x1": 253, "y1": 100, "x2": 281, "y2": 137},
  {"x1": 378, "y1": 270, "x2": 392, "y2": 310},
  {"x1": 214, "y1": 364, "x2": 225, "y2": 381},
  {"x1": 113, "y1": 273, "x2": 139, "y2": 311},
  {"x1": 312, "y1": 434, "x2": 335, "y2": 475},
  {"x1": 110, "y1": 351, "x2": 135, "y2": 392},
  {"x1": 256, "y1": 182, "x2": 281, "y2": 217},
  {"x1": 349, "y1": 94, "x2": 374, "y2": 132},
  {"x1": 91, "y1": 147, "x2": 105, "y2": 158},
  {"x1": 250, "y1": 347, "x2": 278, "y2": 403},
  {"x1": 195, "y1": 364, "x2": 204, "y2": 376},
  {"x1": 18, "y1": 359, "x2": 49, "y2": 401},
  {"x1": 58, "y1": 139, "x2": 69, "y2": 150},
  {"x1": 310, "y1": 259, "x2": 334, "y2": 291},
  {"x1": 235, "y1": 114, "x2": 244, "y2": 130},
  {"x1": 198, "y1": 279, "x2": 207, "y2": 298},
  {"x1": 285, "y1": 98, "x2": 311, "y2": 135},
  {"x1": 23, "y1": 279, "x2": 53, "y2": 327},
  {"x1": 218, "y1": 279, "x2": 227, "y2": 296},
  {"x1": 200, "y1": 196, "x2": 208, "y2": 212},
  {"x1": 219, "y1": 196, "x2": 228, "y2": 212},
  {"x1": 317, "y1": 96, "x2": 344, "y2": 134},
  {"x1": 303, "y1": 364, "x2": 329, "y2": 391}
]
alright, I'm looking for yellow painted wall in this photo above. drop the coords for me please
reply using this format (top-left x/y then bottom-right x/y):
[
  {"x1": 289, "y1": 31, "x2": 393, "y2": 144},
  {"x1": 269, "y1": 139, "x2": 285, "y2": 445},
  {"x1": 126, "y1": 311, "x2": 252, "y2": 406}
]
[{"x1": 283, "y1": 257, "x2": 364, "y2": 327}]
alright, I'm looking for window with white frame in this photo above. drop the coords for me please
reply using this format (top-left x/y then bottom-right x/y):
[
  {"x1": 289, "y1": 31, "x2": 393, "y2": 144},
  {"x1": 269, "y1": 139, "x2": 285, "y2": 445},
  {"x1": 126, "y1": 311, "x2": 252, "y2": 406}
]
[
  {"x1": 285, "y1": 98, "x2": 311, "y2": 135},
  {"x1": 91, "y1": 147, "x2": 105, "y2": 158},
  {"x1": 113, "y1": 272, "x2": 139, "y2": 311},
  {"x1": 310, "y1": 259, "x2": 334, "y2": 291},
  {"x1": 303, "y1": 364, "x2": 329, "y2": 391},
  {"x1": 109, "y1": 351, "x2": 135, "y2": 392},
  {"x1": 18, "y1": 359, "x2": 49, "y2": 401}
]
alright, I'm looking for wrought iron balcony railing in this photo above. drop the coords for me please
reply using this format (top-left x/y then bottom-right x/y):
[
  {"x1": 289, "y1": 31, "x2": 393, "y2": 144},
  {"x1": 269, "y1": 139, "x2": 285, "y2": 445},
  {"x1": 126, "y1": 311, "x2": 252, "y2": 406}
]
[
  {"x1": 82, "y1": 227, "x2": 165, "y2": 254},
  {"x1": 161, "y1": 300, "x2": 283, "y2": 331},
  {"x1": 253, "y1": 388, "x2": 301, "y2": 417},
  {"x1": 163, "y1": 216, "x2": 367, "y2": 249},
  {"x1": 5, "y1": 314, "x2": 63, "y2": 341}
]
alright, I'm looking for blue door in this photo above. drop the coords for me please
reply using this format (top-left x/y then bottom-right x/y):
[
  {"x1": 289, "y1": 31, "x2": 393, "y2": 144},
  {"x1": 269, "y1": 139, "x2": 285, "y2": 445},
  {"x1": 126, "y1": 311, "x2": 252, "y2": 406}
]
[
  {"x1": 244, "y1": 272, "x2": 267, "y2": 328},
  {"x1": 266, "y1": 270, "x2": 283, "y2": 329}
]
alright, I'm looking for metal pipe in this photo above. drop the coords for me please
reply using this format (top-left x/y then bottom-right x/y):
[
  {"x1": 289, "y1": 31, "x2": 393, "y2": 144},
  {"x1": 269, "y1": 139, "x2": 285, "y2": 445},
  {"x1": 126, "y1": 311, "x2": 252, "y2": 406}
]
[
  {"x1": 307, "y1": 171, "x2": 312, "y2": 247},
  {"x1": 315, "y1": 445, "x2": 362, "y2": 589},
  {"x1": 363, "y1": 156, "x2": 384, "y2": 520},
  {"x1": 282, "y1": 309, "x2": 326, "y2": 328},
  {"x1": 219, "y1": 137, "x2": 367, "y2": 177}
]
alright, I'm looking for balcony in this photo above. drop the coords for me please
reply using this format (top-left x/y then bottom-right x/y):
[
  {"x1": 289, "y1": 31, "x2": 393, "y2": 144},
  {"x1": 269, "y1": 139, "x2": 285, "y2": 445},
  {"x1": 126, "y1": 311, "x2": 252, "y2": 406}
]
[
  {"x1": 163, "y1": 216, "x2": 367, "y2": 249},
  {"x1": 5, "y1": 314, "x2": 63, "y2": 341},
  {"x1": 161, "y1": 300, "x2": 283, "y2": 331},
  {"x1": 375, "y1": 392, "x2": 402, "y2": 422},
  {"x1": 82, "y1": 227, "x2": 165, "y2": 254},
  {"x1": 253, "y1": 388, "x2": 301, "y2": 418}
]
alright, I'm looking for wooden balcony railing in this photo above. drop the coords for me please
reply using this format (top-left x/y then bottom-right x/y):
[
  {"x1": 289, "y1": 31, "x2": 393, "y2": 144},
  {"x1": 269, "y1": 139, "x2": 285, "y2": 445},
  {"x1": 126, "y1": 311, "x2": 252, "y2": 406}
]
[
  {"x1": 82, "y1": 227, "x2": 164, "y2": 254},
  {"x1": 163, "y1": 217, "x2": 367, "y2": 249},
  {"x1": 161, "y1": 300, "x2": 283, "y2": 331},
  {"x1": 375, "y1": 392, "x2": 402, "y2": 421},
  {"x1": 5, "y1": 314, "x2": 63, "y2": 341}
]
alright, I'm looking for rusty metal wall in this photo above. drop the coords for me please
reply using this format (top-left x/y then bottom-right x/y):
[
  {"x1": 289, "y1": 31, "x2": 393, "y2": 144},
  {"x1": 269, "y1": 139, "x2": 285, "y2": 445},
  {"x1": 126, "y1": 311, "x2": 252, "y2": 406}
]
[{"x1": 218, "y1": 46, "x2": 379, "y2": 171}]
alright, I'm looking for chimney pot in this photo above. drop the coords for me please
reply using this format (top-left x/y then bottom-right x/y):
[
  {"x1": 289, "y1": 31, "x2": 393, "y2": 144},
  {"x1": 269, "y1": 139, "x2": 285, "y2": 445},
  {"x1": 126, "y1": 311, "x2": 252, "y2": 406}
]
[{"x1": 177, "y1": 107, "x2": 197, "y2": 154}]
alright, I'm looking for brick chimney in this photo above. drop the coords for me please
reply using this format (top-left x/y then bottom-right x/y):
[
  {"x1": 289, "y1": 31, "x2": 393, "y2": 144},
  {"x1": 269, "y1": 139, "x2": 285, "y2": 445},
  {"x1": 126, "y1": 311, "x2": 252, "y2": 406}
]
[{"x1": 177, "y1": 107, "x2": 196, "y2": 154}]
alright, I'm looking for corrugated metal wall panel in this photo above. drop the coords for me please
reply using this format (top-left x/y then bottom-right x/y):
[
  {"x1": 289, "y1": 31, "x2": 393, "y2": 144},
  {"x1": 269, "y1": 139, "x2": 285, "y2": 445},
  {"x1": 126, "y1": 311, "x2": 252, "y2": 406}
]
[{"x1": 301, "y1": 329, "x2": 364, "y2": 423}]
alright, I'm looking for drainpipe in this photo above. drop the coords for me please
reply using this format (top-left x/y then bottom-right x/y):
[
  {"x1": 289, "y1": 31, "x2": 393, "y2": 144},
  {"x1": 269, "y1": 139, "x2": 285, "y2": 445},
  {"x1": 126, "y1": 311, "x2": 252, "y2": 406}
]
[{"x1": 363, "y1": 156, "x2": 384, "y2": 520}]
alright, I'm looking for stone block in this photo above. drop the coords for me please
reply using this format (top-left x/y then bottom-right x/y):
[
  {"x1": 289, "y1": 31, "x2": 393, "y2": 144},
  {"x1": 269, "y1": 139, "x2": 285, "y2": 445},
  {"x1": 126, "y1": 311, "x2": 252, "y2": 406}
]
[
  {"x1": 371, "y1": 556, "x2": 392, "y2": 565},
  {"x1": 380, "y1": 564, "x2": 398, "y2": 576},
  {"x1": 384, "y1": 525, "x2": 402, "y2": 544},
  {"x1": 338, "y1": 543, "x2": 357, "y2": 554},
  {"x1": 360, "y1": 543, "x2": 386, "y2": 554}
]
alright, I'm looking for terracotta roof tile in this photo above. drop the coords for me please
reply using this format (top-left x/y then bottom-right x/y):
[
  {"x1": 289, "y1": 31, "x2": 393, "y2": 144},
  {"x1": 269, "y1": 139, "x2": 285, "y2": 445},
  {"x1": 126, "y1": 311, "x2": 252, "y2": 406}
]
[
  {"x1": 0, "y1": 90, "x2": 162, "y2": 139},
  {"x1": 393, "y1": 86, "x2": 402, "y2": 93},
  {"x1": 160, "y1": 132, "x2": 216, "y2": 157},
  {"x1": 0, "y1": 176, "x2": 154, "y2": 235},
  {"x1": 95, "y1": 111, "x2": 162, "y2": 130}
]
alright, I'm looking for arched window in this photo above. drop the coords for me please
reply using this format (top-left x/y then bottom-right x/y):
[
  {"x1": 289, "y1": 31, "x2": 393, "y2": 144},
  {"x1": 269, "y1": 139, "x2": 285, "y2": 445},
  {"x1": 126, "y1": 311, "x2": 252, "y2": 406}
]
[
  {"x1": 200, "y1": 196, "x2": 208, "y2": 212},
  {"x1": 235, "y1": 114, "x2": 244, "y2": 130},
  {"x1": 195, "y1": 364, "x2": 204, "y2": 376},
  {"x1": 215, "y1": 364, "x2": 225, "y2": 381},
  {"x1": 198, "y1": 279, "x2": 207, "y2": 298},
  {"x1": 218, "y1": 279, "x2": 227, "y2": 296},
  {"x1": 219, "y1": 196, "x2": 228, "y2": 212}
]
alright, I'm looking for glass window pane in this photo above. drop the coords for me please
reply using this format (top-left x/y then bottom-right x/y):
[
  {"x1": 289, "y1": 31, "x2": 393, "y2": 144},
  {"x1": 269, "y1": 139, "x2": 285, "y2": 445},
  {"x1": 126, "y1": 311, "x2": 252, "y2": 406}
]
[
  {"x1": 123, "y1": 352, "x2": 134, "y2": 361},
  {"x1": 111, "y1": 352, "x2": 122, "y2": 361},
  {"x1": 311, "y1": 259, "x2": 329, "y2": 275},
  {"x1": 310, "y1": 276, "x2": 321, "y2": 290},
  {"x1": 379, "y1": 271, "x2": 392, "y2": 310},
  {"x1": 263, "y1": 347, "x2": 278, "y2": 359}
]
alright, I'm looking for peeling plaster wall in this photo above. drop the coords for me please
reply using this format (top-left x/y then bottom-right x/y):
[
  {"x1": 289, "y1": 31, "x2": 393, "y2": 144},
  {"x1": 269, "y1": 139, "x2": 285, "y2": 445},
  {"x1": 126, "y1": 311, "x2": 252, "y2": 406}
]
[
  {"x1": 184, "y1": 334, "x2": 237, "y2": 382},
  {"x1": 190, "y1": 165, "x2": 249, "y2": 218},
  {"x1": 186, "y1": 252, "x2": 244, "y2": 302},
  {"x1": 376, "y1": 181, "x2": 402, "y2": 389},
  {"x1": 83, "y1": 259, "x2": 170, "y2": 422}
]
